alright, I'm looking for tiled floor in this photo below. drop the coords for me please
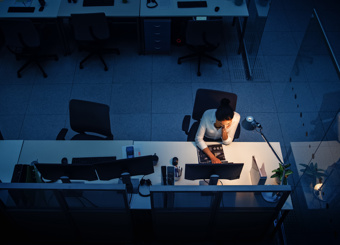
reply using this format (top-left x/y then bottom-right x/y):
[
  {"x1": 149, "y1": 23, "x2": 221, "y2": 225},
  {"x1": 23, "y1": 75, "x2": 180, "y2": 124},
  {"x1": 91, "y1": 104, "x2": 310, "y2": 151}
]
[{"x1": 0, "y1": 0, "x2": 340, "y2": 244}]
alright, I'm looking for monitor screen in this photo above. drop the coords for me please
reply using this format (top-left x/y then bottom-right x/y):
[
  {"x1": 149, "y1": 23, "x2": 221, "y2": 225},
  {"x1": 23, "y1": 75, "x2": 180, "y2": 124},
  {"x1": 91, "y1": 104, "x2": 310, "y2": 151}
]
[
  {"x1": 95, "y1": 155, "x2": 155, "y2": 180},
  {"x1": 184, "y1": 163, "x2": 244, "y2": 181},
  {"x1": 34, "y1": 163, "x2": 98, "y2": 182}
]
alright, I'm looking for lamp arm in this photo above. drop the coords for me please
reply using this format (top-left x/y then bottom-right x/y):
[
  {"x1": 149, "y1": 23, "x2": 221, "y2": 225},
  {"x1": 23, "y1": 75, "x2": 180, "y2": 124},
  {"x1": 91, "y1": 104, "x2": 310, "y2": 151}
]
[{"x1": 259, "y1": 129, "x2": 284, "y2": 166}]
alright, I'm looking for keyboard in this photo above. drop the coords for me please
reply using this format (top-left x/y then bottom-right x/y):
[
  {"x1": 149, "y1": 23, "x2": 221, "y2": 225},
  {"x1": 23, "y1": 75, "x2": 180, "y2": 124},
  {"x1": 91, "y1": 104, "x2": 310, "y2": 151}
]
[
  {"x1": 177, "y1": 1, "x2": 207, "y2": 8},
  {"x1": 8, "y1": 7, "x2": 35, "y2": 13},
  {"x1": 72, "y1": 156, "x2": 116, "y2": 165},
  {"x1": 83, "y1": 0, "x2": 114, "y2": 7}
]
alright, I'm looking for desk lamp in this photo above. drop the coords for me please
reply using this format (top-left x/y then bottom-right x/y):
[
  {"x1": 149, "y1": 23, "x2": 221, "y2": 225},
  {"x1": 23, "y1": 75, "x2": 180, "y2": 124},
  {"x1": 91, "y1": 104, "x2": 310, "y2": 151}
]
[{"x1": 242, "y1": 116, "x2": 288, "y2": 185}]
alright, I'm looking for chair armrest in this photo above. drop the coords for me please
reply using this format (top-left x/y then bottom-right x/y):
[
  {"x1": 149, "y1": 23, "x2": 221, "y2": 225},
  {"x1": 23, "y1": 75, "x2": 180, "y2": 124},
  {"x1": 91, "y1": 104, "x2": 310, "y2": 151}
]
[
  {"x1": 182, "y1": 115, "x2": 191, "y2": 135},
  {"x1": 56, "y1": 128, "x2": 68, "y2": 140}
]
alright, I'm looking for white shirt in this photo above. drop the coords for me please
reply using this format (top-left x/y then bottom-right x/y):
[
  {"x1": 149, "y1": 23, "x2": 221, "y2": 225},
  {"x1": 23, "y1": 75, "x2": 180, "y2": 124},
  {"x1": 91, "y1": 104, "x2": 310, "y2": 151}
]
[{"x1": 195, "y1": 109, "x2": 240, "y2": 150}]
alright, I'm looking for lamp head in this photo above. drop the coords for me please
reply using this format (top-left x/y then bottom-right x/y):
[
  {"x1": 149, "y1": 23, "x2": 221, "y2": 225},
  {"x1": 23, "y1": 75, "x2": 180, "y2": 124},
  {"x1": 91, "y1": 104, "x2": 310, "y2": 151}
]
[{"x1": 242, "y1": 116, "x2": 261, "y2": 131}]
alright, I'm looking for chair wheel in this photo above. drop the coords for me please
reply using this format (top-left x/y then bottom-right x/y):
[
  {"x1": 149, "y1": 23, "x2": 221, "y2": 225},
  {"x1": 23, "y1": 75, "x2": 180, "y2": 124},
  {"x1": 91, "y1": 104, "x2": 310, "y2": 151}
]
[
  {"x1": 43, "y1": 73, "x2": 48, "y2": 78},
  {"x1": 218, "y1": 63, "x2": 222, "y2": 67},
  {"x1": 17, "y1": 73, "x2": 22, "y2": 78},
  {"x1": 55, "y1": 56, "x2": 59, "y2": 61},
  {"x1": 104, "y1": 67, "x2": 108, "y2": 71},
  {"x1": 178, "y1": 60, "x2": 181, "y2": 65},
  {"x1": 80, "y1": 65, "x2": 84, "y2": 69},
  {"x1": 197, "y1": 72, "x2": 201, "y2": 76}
]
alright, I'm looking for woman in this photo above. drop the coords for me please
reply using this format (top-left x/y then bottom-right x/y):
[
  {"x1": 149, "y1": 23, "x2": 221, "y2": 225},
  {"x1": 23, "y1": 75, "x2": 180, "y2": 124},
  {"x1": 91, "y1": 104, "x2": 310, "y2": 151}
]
[{"x1": 195, "y1": 98, "x2": 240, "y2": 164}]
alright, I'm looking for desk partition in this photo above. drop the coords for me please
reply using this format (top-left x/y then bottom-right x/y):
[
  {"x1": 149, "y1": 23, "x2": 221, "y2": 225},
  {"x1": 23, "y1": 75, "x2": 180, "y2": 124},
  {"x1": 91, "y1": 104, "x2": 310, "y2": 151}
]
[
  {"x1": 0, "y1": 183, "x2": 132, "y2": 243},
  {"x1": 150, "y1": 185, "x2": 291, "y2": 242}
]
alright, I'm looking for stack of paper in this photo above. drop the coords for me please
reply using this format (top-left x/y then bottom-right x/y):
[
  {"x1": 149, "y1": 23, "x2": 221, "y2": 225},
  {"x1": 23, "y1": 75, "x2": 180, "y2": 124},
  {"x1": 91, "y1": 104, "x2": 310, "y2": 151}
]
[{"x1": 250, "y1": 156, "x2": 267, "y2": 185}]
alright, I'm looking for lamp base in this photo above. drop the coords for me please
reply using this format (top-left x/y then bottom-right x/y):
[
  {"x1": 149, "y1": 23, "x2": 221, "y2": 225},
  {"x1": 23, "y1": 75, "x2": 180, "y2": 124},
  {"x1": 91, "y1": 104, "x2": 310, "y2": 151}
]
[{"x1": 261, "y1": 192, "x2": 280, "y2": 203}]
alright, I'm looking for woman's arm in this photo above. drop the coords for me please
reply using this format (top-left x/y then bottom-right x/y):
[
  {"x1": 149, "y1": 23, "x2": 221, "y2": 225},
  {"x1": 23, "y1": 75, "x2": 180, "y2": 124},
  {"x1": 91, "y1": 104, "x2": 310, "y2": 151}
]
[
  {"x1": 221, "y1": 112, "x2": 240, "y2": 145},
  {"x1": 195, "y1": 114, "x2": 221, "y2": 164}
]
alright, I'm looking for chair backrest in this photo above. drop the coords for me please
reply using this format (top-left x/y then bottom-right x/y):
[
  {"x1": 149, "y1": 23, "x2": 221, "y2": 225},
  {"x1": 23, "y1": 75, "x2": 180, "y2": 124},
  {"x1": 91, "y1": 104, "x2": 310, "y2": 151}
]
[
  {"x1": 69, "y1": 99, "x2": 112, "y2": 138},
  {"x1": 192, "y1": 89, "x2": 237, "y2": 121},
  {"x1": 0, "y1": 19, "x2": 40, "y2": 48},
  {"x1": 185, "y1": 19, "x2": 222, "y2": 47},
  {"x1": 71, "y1": 12, "x2": 110, "y2": 41}
]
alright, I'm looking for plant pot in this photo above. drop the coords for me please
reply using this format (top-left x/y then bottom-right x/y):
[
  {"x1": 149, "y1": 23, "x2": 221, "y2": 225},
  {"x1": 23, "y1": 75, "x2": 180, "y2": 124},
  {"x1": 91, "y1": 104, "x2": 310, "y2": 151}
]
[{"x1": 234, "y1": 0, "x2": 243, "y2": 6}]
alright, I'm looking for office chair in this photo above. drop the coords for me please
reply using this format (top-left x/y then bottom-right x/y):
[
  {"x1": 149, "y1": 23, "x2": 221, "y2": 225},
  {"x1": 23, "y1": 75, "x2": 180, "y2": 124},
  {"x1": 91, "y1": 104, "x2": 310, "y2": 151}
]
[
  {"x1": 182, "y1": 89, "x2": 240, "y2": 142},
  {"x1": 0, "y1": 19, "x2": 58, "y2": 78},
  {"x1": 71, "y1": 12, "x2": 120, "y2": 71},
  {"x1": 56, "y1": 99, "x2": 114, "y2": 140},
  {"x1": 0, "y1": 130, "x2": 4, "y2": 140},
  {"x1": 178, "y1": 19, "x2": 223, "y2": 76}
]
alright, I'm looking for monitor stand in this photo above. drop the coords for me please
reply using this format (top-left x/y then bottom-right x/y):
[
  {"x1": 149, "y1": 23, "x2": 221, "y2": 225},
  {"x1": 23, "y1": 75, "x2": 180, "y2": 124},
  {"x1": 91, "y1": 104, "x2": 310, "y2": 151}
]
[
  {"x1": 199, "y1": 174, "x2": 219, "y2": 185},
  {"x1": 119, "y1": 172, "x2": 139, "y2": 194}
]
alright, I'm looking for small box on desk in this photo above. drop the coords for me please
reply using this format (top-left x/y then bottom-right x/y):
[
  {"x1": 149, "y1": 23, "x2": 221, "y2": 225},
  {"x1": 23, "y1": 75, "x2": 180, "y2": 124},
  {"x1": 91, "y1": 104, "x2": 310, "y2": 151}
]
[{"x1": 250, "y1": 156, "x2": 267, "y2": 185}]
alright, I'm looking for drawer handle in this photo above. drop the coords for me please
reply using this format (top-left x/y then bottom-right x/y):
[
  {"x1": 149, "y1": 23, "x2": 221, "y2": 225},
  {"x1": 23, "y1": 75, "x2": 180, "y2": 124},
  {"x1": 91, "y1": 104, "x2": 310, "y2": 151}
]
[
  {"x1": 154, "y1": 40, "x2": 161, "y2": 43},
  {"x1": 154, "y1": 47, "x2": 161, "y2": 50},
  {"x1": 154, "y1": 32, "x2": 161, "y2": 35},
  {"x1": 153, "y1": 25, "x2": 161, "y2": 28}
]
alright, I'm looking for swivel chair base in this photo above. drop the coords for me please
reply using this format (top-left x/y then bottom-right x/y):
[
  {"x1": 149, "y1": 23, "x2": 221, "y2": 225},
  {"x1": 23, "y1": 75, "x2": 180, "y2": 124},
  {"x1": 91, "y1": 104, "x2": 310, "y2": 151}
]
[
  {"x1": 178, "y1": 51, "x2": 222, "y2": 76},
  {"x1": 16, "y1": 54, "x2": 59, "y2": 78},
  {"x1": 79, "y1": 47, "x2": 120, "y2": 71}
]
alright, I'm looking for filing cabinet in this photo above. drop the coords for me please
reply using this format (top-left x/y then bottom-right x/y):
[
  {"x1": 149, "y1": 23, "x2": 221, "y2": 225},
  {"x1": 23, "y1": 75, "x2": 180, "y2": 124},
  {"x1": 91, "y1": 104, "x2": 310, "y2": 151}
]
[{"x1": 144, "y1": 19, "x2": 171, "y2": 54}]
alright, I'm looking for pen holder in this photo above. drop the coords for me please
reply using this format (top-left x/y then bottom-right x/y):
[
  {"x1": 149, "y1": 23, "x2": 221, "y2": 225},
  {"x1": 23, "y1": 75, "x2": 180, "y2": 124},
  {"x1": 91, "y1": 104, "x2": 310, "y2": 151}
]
[{"x1": 174, "y1": 166, "x2": 182, "y2": 181}]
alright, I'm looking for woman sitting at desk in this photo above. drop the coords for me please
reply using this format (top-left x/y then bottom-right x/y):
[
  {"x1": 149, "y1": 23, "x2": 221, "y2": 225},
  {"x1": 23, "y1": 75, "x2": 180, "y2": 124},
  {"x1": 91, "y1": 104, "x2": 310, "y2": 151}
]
[{"x1": 195, "y1": 98, "x2": 240, "y2": 164}]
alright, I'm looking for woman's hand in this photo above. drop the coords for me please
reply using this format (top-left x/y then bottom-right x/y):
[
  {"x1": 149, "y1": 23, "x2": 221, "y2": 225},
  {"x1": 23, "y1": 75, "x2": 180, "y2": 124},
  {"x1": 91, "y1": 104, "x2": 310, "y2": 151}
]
[{"x1": 211, "y1": 156, "x2": 221, "y2": 164}]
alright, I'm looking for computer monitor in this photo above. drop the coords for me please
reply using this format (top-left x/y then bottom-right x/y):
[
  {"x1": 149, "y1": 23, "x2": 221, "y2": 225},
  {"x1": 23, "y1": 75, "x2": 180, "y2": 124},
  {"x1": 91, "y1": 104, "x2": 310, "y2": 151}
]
[
  {"x1": 184, "y1": 163, "x2": 244, "y2": 184},
  {"x1": 94, "y1": 155, "x2": 155, "y2": 180},
  {"x1": 34, "y1": 163, "x2": 98, "y2": 182}
]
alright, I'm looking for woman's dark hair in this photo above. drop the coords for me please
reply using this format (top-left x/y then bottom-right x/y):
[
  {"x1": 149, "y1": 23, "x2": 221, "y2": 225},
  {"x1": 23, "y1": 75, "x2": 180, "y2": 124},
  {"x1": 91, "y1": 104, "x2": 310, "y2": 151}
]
[{"x1": 215, "y1": 98, "x2": 234, "y2": 121}]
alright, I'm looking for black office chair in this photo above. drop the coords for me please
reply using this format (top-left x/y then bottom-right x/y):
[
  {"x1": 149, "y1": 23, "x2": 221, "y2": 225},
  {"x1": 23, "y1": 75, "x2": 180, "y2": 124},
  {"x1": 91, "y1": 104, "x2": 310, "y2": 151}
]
[
  {"x1": 182, "y1": 89, "x2": 240, "y2": 142},
  {"x1": 57, "y1": 99, "x2": 114, "y2": 140},
  {"x1": 178, "y1": 19, "x2": 223, "y2": 76},
  {"x1": 71, "y1": 12, "x2": 120, "y2": 71},
  {"x1": 0, "y1": 130, "x2": 4, "y2": 140},
  {"x1": 0, "y1": 19, "x2": 58, "y2": 78}
]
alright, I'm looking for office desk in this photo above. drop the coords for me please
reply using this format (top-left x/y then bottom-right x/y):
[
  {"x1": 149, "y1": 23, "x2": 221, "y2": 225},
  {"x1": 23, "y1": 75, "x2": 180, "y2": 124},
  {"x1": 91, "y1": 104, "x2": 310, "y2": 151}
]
[
  {"x1": 140, "y1": 0, "x2": 249, "y2": 17},
  {"x1": 0, "y1": 140, "x2": 23, "y2": 183},
  {"x1": 291, "y1": 141, "x2": 340, "y2": 209},
  {"x1": 58, "y1": 0, "x2": 140, "y2": 17},
  {"x1": 58, "y1": 0, "x2": 141, "y2": 54},
  {"x1": 140, "y1": 0, "x2": 248, "y2": 53},
  {"x1": 132, "y1": 141, "x2": 293, "y2": 210},
  {"x1": 18, "y1": 140, "x2": 133, "y2": 164},
  {"x1": 0, "y1": 0, "x2": 61, "y2": 18}
]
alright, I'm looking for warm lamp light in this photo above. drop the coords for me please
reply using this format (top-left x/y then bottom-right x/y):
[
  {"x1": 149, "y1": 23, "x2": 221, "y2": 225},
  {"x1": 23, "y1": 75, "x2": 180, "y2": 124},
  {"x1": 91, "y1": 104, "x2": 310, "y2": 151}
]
[{"x1": 242, "y1": 116, "x2": 288, "y2": 185}]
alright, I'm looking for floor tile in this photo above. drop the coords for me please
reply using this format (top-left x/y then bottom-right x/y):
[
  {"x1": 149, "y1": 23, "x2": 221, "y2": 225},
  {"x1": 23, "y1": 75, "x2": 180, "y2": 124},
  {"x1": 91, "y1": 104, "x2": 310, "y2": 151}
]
[
  {"x1": 70, "y1": 83, "x2": 112, "y2": 106},
  {"x1": 0, "y1": 84, "x2": 33, "y2": 115},
  {"x1": 0, "y1": 114, "x2": 25, "y2": 139},
  {"x1": 111, "y1": 83, "x2": 152, "y2": 114},
  {"x1": 309, "y1": 82, "x2": 340, "y2": 112},
  {"x1": 26, "y1": 84, "x2": 72, "y2": 115},
  {"x1": 151, "y1": 113, "x2": 188, "y2": 141},
  {"x1": 231, "y1": 83, "x2": 277, "y2": 113},
  {"x1": 278, "y1": 112, "x2": 326, "y2": 147},
  {"x1": 152, "y1": 83, "x2": 193, "y2": 114},
  {"x1": 271, "y1": 82, "x2": 318, "y2": 112},
  {"x1": 20, "y1": 114, "x2": 67, "y2": 140},
  {"x1": 110, "y1": 113, "x2": 151, "y2": 141},
  {"x1": 260, "y1": 31, "x2": 298, "y2": 56}
]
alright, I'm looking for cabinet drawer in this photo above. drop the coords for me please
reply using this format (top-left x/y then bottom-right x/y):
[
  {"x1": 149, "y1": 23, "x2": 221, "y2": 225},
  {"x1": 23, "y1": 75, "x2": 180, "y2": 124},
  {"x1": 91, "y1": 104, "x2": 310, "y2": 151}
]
[
  {"x1": 145, "y1": 38, "x2": 170, "y2": 52},
  {"x1": 144, "y1": 19, "x2": 171, "y2": 35}
]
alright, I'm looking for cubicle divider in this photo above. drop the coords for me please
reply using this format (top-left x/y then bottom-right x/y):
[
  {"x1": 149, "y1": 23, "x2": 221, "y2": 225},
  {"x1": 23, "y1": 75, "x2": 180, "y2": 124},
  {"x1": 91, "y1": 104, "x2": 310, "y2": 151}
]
[
  {"x1": 0, "y1": 183, "x2": 132, "y2": 244},
  {"x1": 150, "y1": 185, "x2": 291, "y2": 242}
]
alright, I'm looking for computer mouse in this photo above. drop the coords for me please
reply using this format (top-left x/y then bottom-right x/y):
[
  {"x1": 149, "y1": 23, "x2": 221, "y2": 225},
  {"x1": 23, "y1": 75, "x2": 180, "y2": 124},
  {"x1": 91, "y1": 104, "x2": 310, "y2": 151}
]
[
  {"x1": 172, "y1": 157, "x2": 179, "y2": 166},
  {"x1": 215, "y1": 6, "x2": 220, "y2": 12}
]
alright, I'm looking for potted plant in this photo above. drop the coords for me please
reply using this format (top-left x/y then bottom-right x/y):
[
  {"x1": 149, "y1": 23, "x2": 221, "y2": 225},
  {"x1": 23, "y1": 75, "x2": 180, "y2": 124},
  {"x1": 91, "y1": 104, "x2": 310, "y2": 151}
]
[
  {"x1": 299, "y1": 162, "x2": 327, "y2": 186},
  {"x1": 271, "y1": 163, "x2": 293, "y2": 185}
]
